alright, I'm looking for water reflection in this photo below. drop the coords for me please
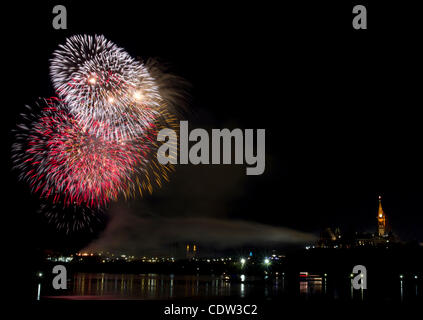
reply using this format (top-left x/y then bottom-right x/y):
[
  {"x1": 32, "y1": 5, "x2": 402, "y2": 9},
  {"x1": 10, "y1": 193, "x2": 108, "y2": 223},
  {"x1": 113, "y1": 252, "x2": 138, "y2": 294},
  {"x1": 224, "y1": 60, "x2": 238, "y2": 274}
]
[
  {"x1": 240, "y1": 283, "x2": 245, "y2": 298},
  {"x1": 299, "y1": 279, "x2": 323, "y2": 296},
  {"x1": 400, "y1": 280, "x2": 403, "y2": 302},
  {"x1": 67, "y1": 273, "x2": 238, "y2": 299},
  {"x1": 39, "y1": 272, "x2": 421, "y2": 302},
  {"x1": 37, "y1": 283, "x2": 41, "y2": 301}
]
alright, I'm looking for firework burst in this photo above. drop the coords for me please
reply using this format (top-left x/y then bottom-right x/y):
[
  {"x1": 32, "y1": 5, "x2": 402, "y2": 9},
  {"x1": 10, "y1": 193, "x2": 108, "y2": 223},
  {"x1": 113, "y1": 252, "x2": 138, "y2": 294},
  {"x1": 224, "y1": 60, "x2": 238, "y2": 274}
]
[
  {"x1": 12, "y1": 98, "x2": 157, "y2": 207},
  {"x1": 50, "y1": 34, "x2": 162, "y2": 140},
  {"x1": 14, "y1": 34, "x2": 185, "y2": 231},
  {"x1": 13, "y1": 98, "x2": 178, "y2": 208}
]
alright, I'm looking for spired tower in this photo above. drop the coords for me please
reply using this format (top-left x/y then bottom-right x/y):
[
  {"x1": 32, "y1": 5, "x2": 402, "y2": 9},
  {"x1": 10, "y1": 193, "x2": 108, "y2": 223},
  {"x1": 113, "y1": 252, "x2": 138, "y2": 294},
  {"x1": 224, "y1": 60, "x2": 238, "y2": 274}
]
[{"x1": 377, "y1": 195, "x2": 386, "y2": 237}]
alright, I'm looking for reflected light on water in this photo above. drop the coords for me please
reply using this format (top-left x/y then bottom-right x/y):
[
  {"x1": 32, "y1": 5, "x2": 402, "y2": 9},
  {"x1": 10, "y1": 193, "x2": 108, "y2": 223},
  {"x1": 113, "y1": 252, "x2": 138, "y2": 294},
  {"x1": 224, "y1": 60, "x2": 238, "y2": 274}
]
[
  {"x1": 39, "y1": 272, "x2": 421, "y2": 302},
  {"x1": 400, "y1": 280, "x2": 404, "y2": 302},
  {"x1": 37, "y1": 283, "x2": 41, "y2": 301},
  {"x1": 240, "y1": 283, "x2": 245, "y2": 298},
  {"x1": 300, "y1": 279, "x2": 322, "y2": 296},
  {"x1": 67, "y1": 273, "x2": 237, "y2": 299}
]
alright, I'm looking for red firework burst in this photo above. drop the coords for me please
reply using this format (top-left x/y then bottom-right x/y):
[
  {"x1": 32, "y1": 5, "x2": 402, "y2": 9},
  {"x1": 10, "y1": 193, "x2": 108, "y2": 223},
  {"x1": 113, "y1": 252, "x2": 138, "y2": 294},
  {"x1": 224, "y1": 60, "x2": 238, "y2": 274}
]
[{"x1": 13, "y1": 98, "x2": 159, "y2": 207}]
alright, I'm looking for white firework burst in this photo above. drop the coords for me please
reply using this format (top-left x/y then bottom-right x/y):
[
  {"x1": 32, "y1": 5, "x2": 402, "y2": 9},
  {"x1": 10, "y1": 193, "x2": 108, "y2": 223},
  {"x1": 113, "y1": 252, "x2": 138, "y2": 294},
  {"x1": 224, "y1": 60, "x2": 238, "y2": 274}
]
[{"x1": 50, "y1": 34, "x2": 162, "y2": 140}]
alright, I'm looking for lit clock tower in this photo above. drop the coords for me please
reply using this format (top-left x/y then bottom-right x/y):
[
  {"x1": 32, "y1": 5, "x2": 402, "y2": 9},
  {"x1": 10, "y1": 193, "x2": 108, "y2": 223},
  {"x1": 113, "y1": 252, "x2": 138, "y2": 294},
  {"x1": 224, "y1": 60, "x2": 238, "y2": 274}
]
[{"x1": 377, "y1": 195, "x2": 386, "y2": 237}]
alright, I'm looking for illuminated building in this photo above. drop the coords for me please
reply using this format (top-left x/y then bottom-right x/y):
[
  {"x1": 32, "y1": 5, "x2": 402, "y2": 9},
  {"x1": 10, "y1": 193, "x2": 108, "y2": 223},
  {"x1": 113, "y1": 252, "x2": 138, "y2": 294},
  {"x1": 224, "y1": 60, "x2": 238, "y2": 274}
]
[
  {"x1": 377, "y1": 195, "x2": 387, "y2": 237},
  {"x1": 316, "y1": 195, "x2": 397, "y2": 248}
]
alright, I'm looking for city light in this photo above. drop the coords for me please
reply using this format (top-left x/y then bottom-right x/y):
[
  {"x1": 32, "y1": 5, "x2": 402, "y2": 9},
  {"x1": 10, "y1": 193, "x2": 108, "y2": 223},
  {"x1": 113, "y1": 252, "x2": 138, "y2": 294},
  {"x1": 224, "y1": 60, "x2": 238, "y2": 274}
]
[
  {"x1": 264, "y1": 258, "x2": 270, "y2": 265},
  {"x1": 240, "y1": 258, "x2": 246, "y2": 265}
]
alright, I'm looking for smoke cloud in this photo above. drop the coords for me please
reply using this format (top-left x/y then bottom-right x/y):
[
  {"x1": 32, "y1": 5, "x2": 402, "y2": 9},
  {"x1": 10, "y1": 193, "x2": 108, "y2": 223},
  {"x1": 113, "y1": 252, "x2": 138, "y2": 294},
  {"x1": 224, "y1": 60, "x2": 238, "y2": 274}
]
[{"x1": 85, "y1": 207, "x2": 317, "y2": 256}]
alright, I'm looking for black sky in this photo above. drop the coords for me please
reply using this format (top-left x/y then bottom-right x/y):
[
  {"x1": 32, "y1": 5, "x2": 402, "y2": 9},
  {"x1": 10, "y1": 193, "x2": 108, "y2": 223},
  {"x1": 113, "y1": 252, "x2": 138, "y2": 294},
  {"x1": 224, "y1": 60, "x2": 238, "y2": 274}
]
[{"x1": 3, "y1": 1, "x2": 423, "y2": 259}]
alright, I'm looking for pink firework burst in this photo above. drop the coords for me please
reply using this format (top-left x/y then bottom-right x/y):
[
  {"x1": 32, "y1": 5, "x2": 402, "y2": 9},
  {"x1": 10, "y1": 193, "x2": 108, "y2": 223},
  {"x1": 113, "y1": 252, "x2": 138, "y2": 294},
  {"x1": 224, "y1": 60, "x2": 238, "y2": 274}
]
[{"x1": 13, "y1": 98, "x2": 158, "y2": 208}]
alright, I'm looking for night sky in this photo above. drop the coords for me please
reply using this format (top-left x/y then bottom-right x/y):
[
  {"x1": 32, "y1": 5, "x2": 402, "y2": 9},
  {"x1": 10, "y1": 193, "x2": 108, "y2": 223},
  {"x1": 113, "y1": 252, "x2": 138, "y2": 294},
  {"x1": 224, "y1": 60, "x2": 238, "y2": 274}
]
[{"x1": 3, "y1": 1, "x2": 423, "y2": 261}]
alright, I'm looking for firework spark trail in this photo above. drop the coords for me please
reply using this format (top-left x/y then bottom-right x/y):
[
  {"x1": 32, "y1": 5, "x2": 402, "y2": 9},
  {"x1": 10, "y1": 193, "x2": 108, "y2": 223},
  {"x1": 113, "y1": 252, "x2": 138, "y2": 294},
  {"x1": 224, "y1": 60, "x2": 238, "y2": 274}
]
[
  {"x1": 124, "y1": 106, "x2": 179, "y2": 198},
  {"x1": 50, "y1": 34, "x2": 163, "y2": 141},
  {"x1": 39, "y1": 202, "x2": 106, "y2": 234}
]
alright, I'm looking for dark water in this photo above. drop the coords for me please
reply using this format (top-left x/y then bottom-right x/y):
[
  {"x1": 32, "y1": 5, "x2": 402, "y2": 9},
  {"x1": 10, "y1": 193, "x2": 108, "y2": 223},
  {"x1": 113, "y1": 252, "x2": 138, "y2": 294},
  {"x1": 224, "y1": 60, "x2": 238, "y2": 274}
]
[{"x1": 39, "y1": 272, "x2": 421, "y2": 302}]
